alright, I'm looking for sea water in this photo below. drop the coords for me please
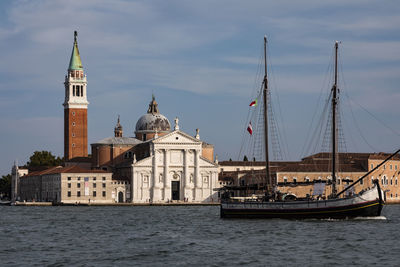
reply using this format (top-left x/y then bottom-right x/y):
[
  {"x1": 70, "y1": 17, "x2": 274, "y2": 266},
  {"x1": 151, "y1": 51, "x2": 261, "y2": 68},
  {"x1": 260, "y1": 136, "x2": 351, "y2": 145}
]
[{"x1": 0, "y1": 205, "x2": 399, "y2": 266}]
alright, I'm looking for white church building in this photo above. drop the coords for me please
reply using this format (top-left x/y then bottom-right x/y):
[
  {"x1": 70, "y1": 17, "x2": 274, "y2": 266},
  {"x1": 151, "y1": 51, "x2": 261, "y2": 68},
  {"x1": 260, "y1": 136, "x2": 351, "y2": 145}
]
[{"x1": 130, "y1": 126, "x2": 219, "y2": 203}]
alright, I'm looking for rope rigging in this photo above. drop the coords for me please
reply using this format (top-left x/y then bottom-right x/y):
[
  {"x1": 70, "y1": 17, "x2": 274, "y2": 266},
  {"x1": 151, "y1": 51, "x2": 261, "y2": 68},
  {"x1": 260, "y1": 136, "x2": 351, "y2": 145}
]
[{"x1": 238, "y1": 41, "x2": 289, "y2": 162}]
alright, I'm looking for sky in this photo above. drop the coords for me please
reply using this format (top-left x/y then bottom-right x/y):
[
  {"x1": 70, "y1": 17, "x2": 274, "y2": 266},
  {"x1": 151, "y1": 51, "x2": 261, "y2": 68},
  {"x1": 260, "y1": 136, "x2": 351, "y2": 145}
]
[{"x1": 1, "y1": 0, "x2": 400, "y2": 176}]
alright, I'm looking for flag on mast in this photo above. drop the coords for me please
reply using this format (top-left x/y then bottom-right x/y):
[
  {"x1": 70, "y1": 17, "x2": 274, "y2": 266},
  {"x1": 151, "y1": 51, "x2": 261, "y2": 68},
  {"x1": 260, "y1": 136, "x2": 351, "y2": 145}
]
[
  {"x1": 247, "y1": 122, "x2": 253, "y2": 135},
  {"x1": 249, "y1": 99, "x2": 257, "y2": 107}
]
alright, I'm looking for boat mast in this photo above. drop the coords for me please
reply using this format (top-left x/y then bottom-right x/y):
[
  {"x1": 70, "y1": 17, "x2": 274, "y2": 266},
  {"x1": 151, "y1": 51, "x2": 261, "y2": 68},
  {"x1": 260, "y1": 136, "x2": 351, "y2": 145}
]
[
  {"x1": 263, "y1": 36, "x2": 271, "y2": 189},
  {"x1": 331, "y1": 41, "x2": 339, "y2": 196}
]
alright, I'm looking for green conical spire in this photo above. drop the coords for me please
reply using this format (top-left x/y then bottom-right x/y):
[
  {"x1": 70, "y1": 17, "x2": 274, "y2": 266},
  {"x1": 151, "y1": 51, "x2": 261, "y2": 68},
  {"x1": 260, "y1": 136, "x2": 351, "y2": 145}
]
[{"x1": 68, "y1": 31, "x2": 83, "y2": 70}]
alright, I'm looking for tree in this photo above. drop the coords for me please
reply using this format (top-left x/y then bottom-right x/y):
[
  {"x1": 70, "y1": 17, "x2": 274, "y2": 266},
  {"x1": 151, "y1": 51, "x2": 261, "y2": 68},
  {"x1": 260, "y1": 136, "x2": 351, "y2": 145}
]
[
  {"x1": 0, "y1": 174, "x2": 11, "y2": 199},
  {"x1": 243, "y1": 155, "x2": 248, "y2": 161},
  {"x1": 26, "y1": 151, "x2": 63, "y2": 167}
]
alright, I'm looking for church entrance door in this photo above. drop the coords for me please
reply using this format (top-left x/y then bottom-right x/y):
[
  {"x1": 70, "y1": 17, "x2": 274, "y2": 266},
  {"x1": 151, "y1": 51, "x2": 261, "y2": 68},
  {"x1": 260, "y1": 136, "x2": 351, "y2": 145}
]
[
  {"x1": 171, "y1": 181, "x2": 180, "y2": 200},
  {"x1": 118, "y1": 191, "x2": 124, "y2": 203}
]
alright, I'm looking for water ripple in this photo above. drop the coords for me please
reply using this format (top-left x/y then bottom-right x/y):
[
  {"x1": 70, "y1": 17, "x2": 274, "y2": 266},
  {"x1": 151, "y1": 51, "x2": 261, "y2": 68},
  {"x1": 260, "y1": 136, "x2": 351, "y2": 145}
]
[{"x1": 0, "y1": 205, "x2": 399, "y2": 266}]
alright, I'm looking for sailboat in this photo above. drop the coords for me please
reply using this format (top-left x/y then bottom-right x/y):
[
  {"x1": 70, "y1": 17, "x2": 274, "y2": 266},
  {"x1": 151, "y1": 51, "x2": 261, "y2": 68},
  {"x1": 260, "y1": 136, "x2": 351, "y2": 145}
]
[{"x1": 220, "y1": 37, "x2": 398, "y2": 219}]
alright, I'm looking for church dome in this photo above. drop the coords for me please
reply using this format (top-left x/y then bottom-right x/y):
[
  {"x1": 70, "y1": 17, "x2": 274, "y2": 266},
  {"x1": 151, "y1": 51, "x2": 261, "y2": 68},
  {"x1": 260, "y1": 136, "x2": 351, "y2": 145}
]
[
  {"x1": 135, "y1": 113, "x2": 171, "y2": 132},
  {"x1": 135, "y1": 96, "x2": 171, "y2": 139}
]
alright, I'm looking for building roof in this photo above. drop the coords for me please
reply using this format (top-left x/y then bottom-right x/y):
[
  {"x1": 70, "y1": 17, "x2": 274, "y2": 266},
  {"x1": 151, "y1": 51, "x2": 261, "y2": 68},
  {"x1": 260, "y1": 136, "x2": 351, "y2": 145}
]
[
  {"x1": 278, "y1": 163, "x2": 366, "y2": 173},
  {"x1": 302, "y1": 152, "x2": 369, "y2": 161},
  {"x1": 219, "y1": 161, "x2": 293, "y2": 167},
  {"x1": 368, "y1": 153, "x2": 400, "y2": 160},
  {"x1": 68, "y1": 31, "x2": 83, "y2": 70},
  {"x1": 24, "y1": 166, "x2": 109, "y2": 177},
  {"x1": 92, "y1": 136, "x2": 142, "y2": 146}
]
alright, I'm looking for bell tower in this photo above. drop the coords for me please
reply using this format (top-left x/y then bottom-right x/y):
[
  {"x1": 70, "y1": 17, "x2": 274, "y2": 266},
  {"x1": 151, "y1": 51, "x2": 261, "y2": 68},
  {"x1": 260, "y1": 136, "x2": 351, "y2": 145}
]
[{"x1": 63, "y1": 31, "x2": 89, "y2": 160}]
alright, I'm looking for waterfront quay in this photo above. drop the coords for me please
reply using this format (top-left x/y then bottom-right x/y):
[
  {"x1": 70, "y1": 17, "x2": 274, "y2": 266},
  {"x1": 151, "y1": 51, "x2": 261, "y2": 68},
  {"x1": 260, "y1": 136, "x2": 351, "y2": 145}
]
[{"x1": 13, "y1": 201, "x2": 220, "y2": 206}]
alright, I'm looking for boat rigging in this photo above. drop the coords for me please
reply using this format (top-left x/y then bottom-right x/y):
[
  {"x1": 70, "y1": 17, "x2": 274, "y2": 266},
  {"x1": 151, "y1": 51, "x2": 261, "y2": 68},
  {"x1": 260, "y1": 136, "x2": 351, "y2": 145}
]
[{"x1": 220, "y1": 38, "x2": 394, "y2": 219}]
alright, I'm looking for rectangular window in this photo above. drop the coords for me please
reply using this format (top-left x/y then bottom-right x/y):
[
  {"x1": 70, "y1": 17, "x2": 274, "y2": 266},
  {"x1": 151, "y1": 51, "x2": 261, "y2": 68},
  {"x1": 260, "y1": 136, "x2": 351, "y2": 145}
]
[
  {"x1": 77, "y1": 183, "x2": 81, "y2": 188},
  {"x1": 102, "y1": 183, "x2": 106, "y2": 188},
  {"x1": 396, "y1": 165, "x2": 398, "y2": 170},
  {"x1": 68, "y1": 183, "x2": 71, "y2": 188},
  {"x1": 102, "y1": 177, "x2": 106, "y2": 181},
  {"x1": 68, "y1": 191, "x2": 71, "y2": 197},
  {"x1": 68, "y1": 177, "x2": 71, "y2": 181},
  {"x1": 93, "y1": 191, "x2": 96, "y2": 197},
  {"x1": 93, "y1": 177, "x2": 96, "y2": 181},
  {"x1": 93, "y1": 183, "x2": 96, "y2": 188},
  {"x1": 390, "y1": 165, "x2": 393, "y2": 170},
  {"x1": 102, "y1": 191, "x2": 106, "y2": 197},
  {"x1": 77, "y1": 191, "x2": 81, "y2": 197},
  {"x1": 360, "y1": 179, "x2": 363, "y2": 185},
  {"x1": 78, "y1": 177, "x2": 81, "y2": 181}
]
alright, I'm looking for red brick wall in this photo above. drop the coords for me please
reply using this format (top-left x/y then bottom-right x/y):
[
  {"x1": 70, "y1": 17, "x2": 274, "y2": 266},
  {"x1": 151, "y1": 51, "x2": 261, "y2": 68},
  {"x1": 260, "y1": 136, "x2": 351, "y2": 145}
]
[{"x1": 64, "y1": 108, "x2": 88, "y2": 159}]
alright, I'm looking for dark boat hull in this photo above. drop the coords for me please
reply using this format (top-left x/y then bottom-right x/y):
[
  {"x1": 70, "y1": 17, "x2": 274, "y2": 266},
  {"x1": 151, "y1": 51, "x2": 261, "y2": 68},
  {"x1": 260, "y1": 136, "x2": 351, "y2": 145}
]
[{"x1": 220, "y1": 198, "x2": 383, "y2": 219}]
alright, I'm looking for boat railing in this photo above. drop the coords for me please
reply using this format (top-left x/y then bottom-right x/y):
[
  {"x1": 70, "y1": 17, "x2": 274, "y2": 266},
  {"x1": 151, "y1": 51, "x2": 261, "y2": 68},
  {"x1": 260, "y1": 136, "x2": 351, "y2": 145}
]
[{"x1": 222, "y1": 194, "x2": 361, "y2": 209}]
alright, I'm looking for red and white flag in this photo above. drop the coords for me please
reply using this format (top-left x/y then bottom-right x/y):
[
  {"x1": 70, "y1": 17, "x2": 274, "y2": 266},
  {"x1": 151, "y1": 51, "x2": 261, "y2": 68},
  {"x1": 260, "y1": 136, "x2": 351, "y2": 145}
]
[
  {"x1": 249, "y1": 99, "x2": 258, "y2": 107},
  {"x1": 247, "y1": 122, "x2": 253, "y2": 135}
]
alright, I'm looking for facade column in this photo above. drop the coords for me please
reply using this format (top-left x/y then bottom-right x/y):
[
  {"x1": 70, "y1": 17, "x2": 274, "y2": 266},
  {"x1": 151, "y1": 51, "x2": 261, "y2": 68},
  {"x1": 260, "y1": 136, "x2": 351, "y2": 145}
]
[
  {"x1": 183, "y1": 149, "x2": 192, "y2": 201},
  {"x1": 130, "y1": 163, "x2": 134, "y2": 203},
  {"x1": 152, "y1": 149, "x2": 161, "y2": 202},
  {"x1": 163, "y1": 149, "x2": 170, "y2": 201},
  {"x1": 194, "y1": 149, "x2": 202, "y2": 201}
]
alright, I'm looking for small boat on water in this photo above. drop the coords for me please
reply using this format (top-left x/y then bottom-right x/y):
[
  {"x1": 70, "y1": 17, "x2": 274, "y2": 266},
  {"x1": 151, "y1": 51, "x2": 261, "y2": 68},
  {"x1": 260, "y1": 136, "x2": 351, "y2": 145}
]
[
  {"x1": 0, "y1": 200, "x2": 11, "y2": 205},
  {"x1": 220, "y1": 37, "x2": 398, "y2": 219}
]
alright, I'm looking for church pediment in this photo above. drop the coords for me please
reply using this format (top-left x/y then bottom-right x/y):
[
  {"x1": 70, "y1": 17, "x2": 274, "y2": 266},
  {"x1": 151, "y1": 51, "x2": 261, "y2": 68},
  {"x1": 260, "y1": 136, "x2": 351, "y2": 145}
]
[
  {"x1": 133, "y1": 156, "x2": 153, "y2": 167},
  {"x1": 153, "y1": 130, "x2": 201, "y2": 144}
]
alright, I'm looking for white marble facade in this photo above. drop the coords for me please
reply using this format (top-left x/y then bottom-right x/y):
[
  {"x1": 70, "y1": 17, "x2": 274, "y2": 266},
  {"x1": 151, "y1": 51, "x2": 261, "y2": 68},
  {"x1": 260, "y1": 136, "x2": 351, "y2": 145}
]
[{"x1": 131, "y1": 130, "x2": 219, "y2": 203}]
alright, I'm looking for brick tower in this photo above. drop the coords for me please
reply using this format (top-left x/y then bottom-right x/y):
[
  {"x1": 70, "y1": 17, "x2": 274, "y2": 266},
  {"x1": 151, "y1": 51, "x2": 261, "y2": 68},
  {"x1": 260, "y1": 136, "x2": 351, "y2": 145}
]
[{"x1": 63, "y1": 31, "x2": 89, "y2": 160}]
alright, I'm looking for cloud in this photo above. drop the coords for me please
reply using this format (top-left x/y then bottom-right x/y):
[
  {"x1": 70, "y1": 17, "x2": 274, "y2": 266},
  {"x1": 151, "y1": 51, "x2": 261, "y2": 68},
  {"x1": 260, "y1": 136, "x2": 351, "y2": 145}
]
[{"x1": 0, "y1": 0, "x2": 400, "y2": 175}]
